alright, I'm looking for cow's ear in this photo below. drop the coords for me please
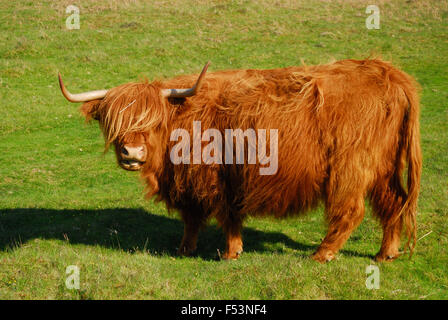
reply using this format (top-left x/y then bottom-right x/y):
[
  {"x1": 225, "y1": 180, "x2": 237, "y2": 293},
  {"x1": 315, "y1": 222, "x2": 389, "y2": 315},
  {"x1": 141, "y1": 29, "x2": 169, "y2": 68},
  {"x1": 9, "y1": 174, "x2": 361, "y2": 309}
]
[{"x1": 80, "y1": 99, "x2": 101, "y2": 121}]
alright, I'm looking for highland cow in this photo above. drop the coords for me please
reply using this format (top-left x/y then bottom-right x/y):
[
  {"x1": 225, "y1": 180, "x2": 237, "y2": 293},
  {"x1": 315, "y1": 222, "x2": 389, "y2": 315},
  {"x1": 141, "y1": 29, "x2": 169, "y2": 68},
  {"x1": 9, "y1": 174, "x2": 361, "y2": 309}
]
[{"x1": 58, "y1": 59, "x2": 422, "y2": 262}]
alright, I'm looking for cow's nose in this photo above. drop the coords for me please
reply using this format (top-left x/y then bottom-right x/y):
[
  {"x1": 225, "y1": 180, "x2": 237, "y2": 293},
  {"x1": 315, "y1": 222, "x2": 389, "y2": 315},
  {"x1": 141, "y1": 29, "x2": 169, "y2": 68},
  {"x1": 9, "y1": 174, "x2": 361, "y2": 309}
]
[{"x1": 121, "y1": 145, "x2": 145, "y2": 161}]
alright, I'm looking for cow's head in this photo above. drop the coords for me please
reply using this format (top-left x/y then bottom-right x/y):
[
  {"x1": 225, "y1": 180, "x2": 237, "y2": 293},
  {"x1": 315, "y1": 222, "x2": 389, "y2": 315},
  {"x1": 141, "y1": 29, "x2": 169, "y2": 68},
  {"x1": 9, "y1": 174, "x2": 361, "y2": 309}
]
[{"x1": 58, "y1": 63, "x2": 209, "y2": 172}]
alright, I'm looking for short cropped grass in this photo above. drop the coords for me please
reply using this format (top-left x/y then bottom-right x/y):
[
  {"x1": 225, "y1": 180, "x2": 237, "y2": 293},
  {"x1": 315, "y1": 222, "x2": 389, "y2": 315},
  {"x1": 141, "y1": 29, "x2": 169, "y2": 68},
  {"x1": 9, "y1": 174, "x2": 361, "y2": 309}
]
[{"x1": 0, "y1": 0, "x2": 447, "y2": 299}]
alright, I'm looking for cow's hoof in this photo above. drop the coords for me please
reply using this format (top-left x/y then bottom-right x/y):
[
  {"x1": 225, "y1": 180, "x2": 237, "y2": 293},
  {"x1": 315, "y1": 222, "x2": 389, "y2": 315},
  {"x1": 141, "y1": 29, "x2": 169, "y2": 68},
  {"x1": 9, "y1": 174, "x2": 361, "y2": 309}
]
[
  {"x1": 177, "y1": 246, "x2": 196, "y2": 257},
  {"x1": 219, "y1": 250, "x2": 242, "y2": 261},
  {"x1": 311, "y1": 250, "x2": 335, "y2": 263},
  {"x1": 374, "y1": 251, "x2": 401, "y2": 262}
]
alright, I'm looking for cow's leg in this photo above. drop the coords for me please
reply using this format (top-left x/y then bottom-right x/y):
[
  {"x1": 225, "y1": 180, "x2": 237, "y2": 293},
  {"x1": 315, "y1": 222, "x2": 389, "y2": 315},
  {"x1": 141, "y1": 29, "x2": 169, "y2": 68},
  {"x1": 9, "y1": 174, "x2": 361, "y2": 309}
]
[
  {"x1": 375, "y1": 222, "x2": 402, "y2": 262},
  {"x1": 312, "y1": 185, "x2": 364, "y2": 263},
  {"x1": 371, "y1": 177, "x2": 406, "y2": 262},
  {"x1": 216, "y1": 213, "x2": 243, "y2": 260},
  {"x1": 177, "y1": 207, "x2": 206, "y2": 256},
  {"x1": 178, "y1": 221, "x2": 201, "y2": 256}
]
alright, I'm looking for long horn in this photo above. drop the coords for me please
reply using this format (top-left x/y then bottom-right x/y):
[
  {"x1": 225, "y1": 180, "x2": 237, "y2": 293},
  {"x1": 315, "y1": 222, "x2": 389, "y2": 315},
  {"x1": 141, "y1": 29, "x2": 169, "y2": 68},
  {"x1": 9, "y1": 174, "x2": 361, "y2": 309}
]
[
  {"x1": 58, "y1": 73, "x2": 108, "y2": 103},
  {"x1": 161, "y1": 61, "x2": 210, "y2": 98}
]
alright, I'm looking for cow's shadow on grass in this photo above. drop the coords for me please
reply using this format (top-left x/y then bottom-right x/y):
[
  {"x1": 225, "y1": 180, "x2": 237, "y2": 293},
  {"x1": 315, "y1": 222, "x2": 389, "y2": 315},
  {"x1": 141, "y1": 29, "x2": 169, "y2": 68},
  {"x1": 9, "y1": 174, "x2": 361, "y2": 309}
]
[{"x1": 0, "y1": 208, "x2": 372, "y2": 260}]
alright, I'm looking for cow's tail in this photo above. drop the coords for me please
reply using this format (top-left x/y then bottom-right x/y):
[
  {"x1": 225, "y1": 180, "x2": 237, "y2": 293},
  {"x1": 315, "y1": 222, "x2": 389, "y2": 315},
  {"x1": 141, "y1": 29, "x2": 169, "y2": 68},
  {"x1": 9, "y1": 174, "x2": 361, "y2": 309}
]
[{"x1": 399, "y1": 78, "x2": 422, "y2": 257}]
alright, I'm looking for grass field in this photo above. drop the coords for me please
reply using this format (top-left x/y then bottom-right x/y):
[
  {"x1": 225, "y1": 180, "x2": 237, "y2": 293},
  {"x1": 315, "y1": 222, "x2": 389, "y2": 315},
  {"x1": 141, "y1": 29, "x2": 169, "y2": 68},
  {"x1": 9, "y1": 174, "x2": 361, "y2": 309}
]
[{"x1": 0, "y1": 0, "x2": 447, "y2": 299}]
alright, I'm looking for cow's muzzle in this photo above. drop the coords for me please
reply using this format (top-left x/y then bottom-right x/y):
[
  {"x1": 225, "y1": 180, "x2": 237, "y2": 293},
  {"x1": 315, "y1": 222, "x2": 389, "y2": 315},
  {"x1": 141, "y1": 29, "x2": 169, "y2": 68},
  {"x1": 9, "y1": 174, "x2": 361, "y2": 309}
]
[{"x1": 119, "y1": 145, "x2": 146, "y2": 171}]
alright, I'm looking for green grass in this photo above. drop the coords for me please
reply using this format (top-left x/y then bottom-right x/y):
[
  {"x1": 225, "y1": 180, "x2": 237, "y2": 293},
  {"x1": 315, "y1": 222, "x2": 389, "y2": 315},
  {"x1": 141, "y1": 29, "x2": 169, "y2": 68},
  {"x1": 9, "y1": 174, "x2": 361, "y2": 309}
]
[{"x1": 1, "y1": 0, "x2": 447, "y2": 299}]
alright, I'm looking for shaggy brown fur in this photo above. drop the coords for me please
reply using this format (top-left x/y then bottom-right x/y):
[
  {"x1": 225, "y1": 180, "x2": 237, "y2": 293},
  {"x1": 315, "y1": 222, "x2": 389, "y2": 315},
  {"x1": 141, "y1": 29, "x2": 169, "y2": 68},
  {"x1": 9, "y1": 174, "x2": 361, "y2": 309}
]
[{"x1": 79, "y1": 58, "x2": 422, "y2": 262}]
